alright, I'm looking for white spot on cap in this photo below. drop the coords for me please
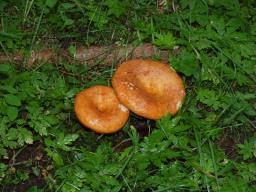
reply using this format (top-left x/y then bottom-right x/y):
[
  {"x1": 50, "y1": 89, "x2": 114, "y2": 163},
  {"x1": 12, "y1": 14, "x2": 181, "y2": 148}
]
[
  {"x1": 176, "y1": 101, "x2": 182, "y2": 110},
  {"x1": 89, "y1": 119, "x2": 99, "y2": 126},
  {"x1": 122, "y1": 81, "x2": 135, "y2": 90},
  {"x1": 119, "y1": 104, "x2": 128, "y2": 112}
]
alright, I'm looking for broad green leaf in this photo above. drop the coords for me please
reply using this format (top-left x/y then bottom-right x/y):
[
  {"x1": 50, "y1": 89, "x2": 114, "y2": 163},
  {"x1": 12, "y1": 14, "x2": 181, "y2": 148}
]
[
  {"x1": 0, "y1": 163, "x2": 7, "y2": 178},
  {"x1": 6, "y1": 106, "x2": 18, "y2": 121},
  {"x1": 56, "y1": 133, "x2": 79, "y2": 151},
  {"x1": 66, "y1": 88, "x2": 80, "y2": 98},
  {"x1": 60, "y1": 3, "x2": 75, "y2": 9},
  {"x1": 170, "y1": 50, "x2": 200, "y2": 77},
  {"x1": 201, "y1": 66, "x2": 220, "y2": 85},
  {"x1": 154, "y1": 32, "x2": 175, "y2": 49},
  {"x1": 45, "y1": 0, "x2": 58, "y2": 8},
  {"x1": 195, "y1": 39, "x2": 212, "y2": 50},
  {"x1": 5, "y1": 94, "x2": 21, "y2": 106},
  {"x1": 52, "y1": 152, "x2": 64, "y2": 167},
  {"x1": 105, "y1": 0, "x2": 126, "y2": 17},
  {"x1": 61, "y1": 134, "x2": 79, "y2": 145},
  {"x1": 210, "y1": 16, "x2": 225, "y2": 35},
  {"x1": 45, "y1": 115, "x2": 60, "y2": 125},
  {"x1": 0, "y1": 85, "x2": 17, "y2": 94},
  {"x1": 45, "y1": 148, "x2": 64, "y2": 167},
  {"x1": 88, "y1": 10, "x2": 108, "y2": 29},
  {"x1": 6, "y1": 128, "x2": 33, "y2": 146},
  {"x1": 61, "y1": 15, "x2": 74, "y2": 27},
  {"x1": 0, "y1": 1, "x2": 7, "y2": 12},
  {"x1": 221, "y1": 175, "x2": 251, "y2": 192},
  {"x1": 226, "y1": 18, "x2": 244, "y2": 33},
  {"x1": 17, "y1": 170, "x2": 29, "y2": 181},
  {"x1": 0, "y1": 64, "x2": 12, "y2": 74},
  {"x1": 196, "y1": 89, "x2": 223, "y2": 110},
  {"x1": 18, "y1": 128, "x2": 33, "y2": 145},
  {"x1": 6, "y1": 128, "x2": 18, "y2": 140},
  {"x1": 68, "y1": 45, "x2": 76, "y2": 58},
  {"x1": 0, "y1": 147, "x2": 7, "y2": 157},
  {"x1": 26, "y1": 186, "x2": 44, "y2": 192},
  {"x1": 239, "y1": 43, "x2": 256, "y2": 57},
  {"x1": 102, "y1": 164, "x2": 121, "y2": 175},
  {"x1": 237, "y1": 140, "x2": 255, "y2": 160},
  {"x1": 29, "y1": 120, "x2": 48, "y2": 136},
  {"x1": 0, "y1": 116, "x2": 8, "y2": 135}
]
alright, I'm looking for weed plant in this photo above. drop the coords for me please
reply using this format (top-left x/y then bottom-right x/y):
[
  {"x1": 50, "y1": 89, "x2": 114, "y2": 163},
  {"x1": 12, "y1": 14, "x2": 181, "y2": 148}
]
[{"x1": 0, "y1": 0, "x2": 256, "y2": 191}]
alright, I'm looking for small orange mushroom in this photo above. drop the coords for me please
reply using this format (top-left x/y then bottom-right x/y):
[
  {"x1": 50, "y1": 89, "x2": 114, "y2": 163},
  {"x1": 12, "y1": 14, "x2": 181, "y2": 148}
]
[
  {"x1": 74, "y1": 86, "x2": 129, "y2": 134},
  {"x1": 112, "y1": 59, "x2": 185, "y2": 120}
]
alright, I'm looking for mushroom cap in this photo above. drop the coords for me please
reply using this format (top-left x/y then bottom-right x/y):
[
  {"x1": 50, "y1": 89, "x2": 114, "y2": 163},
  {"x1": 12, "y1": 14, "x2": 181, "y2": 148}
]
[
  {"x1": 74, "y1": 86, "x2": 129, "y2": 134},
  {"x1": 112, "y1": 59, "x2": 185, "y2": 120}
]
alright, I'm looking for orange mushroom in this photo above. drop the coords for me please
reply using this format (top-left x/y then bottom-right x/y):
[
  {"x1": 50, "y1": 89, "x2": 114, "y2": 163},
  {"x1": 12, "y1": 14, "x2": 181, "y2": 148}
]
[
  {"x1": 112, "y1": 59, "x2": 185, "y2": 120},
  {"x1": 74, "y1": 86, "x2": 129, "y2": 134}
]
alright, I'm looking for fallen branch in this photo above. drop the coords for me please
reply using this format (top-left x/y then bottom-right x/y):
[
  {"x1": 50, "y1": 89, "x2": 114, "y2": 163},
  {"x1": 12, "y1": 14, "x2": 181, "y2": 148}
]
[{"x1": 0, "y1": 43, "x2": 171, "y2": 67}]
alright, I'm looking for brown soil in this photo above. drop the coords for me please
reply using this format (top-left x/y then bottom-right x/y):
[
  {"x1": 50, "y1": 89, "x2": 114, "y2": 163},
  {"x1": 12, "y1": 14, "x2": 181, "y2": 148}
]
[
  {"x1": 1, "y1": 141, "x2": 52, "y2": 192},
  {"x1": 113, "y1": 117, "x2": 155, "y2": 152},
  {"x1": 2, "y1": 177, "x2": 46, "y2": 192},
  {"x1": 216, "y1": 136, "x2": 239, "y2": 160}
]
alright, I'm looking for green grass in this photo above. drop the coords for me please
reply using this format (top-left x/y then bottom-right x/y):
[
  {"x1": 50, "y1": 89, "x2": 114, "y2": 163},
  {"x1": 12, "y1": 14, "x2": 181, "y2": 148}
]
[{"x1": 1, "y1": 0, "x2": 256, "y2": 191}]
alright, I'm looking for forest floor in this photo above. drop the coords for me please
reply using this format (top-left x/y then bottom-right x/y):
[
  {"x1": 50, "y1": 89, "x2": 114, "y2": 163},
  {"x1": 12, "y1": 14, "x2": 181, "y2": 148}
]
[{"x1": 0, "y1": 0, "x2": 256, "y2": 191}]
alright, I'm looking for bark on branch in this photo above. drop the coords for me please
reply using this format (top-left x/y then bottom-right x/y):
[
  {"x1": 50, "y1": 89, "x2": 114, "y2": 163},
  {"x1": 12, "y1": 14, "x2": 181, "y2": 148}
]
[{"x1": 0, "y1": 43, "x2": 170, "y2": 67}]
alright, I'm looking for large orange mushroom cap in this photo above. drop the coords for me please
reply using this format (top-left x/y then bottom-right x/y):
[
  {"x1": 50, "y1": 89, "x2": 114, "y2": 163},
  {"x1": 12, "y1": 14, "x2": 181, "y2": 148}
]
[
  {"x1": 112, "y1": 59, "x2": 185, "y2": 120},
  {"x1": 74, "y1": 86, "x2": 129, "y2": 134}
]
